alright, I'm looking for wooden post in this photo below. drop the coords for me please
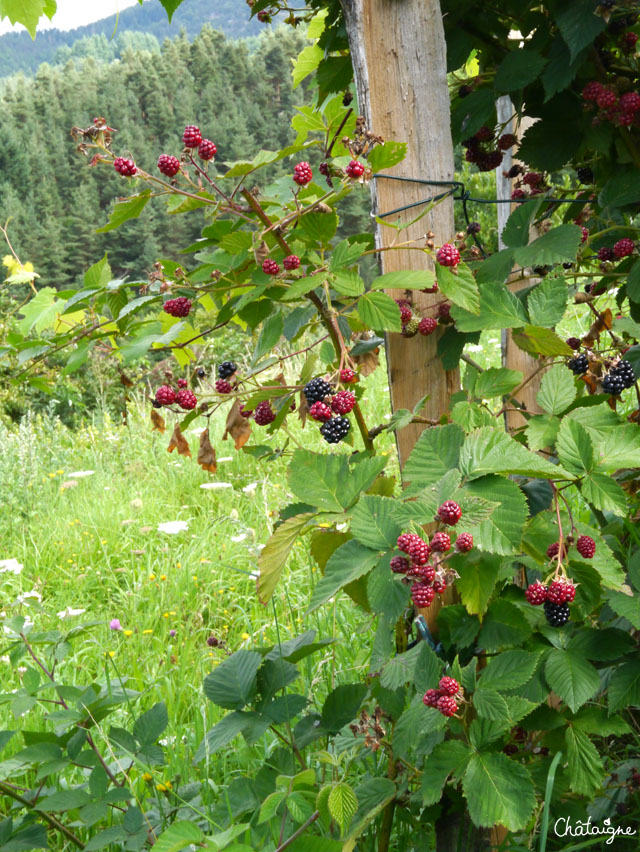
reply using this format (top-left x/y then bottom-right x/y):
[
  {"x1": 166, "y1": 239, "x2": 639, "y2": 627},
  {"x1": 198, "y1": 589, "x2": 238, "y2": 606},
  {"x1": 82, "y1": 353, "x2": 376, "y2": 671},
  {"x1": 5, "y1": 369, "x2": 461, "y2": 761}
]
[{"x1": 341, "y1": 0, "x2": 458, "y2": 469}]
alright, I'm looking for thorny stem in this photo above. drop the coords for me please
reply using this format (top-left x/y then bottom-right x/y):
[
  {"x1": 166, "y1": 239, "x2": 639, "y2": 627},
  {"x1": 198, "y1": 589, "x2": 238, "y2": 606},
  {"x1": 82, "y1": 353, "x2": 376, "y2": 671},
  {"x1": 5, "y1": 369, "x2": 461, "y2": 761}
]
[
  {"x1": 551, "y1": 483, "x2": 566, "y2": 578},
  {"x1": 0, "y1": 782, "x2": 85, "y2": 849},
  {"x1": 274, "y1": 811, "x2": 320, "y2": 852},
  {"x1": 325, "y1": 108, "x2": 353, "y2": 158}
]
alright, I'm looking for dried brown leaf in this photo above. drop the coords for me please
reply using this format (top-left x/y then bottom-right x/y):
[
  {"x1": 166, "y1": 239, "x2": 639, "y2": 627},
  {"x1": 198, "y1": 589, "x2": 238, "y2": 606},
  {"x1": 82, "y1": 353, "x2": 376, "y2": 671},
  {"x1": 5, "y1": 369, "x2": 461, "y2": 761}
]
[
  {"x1": 583, "y1": 308, "x2": 613, "y2": 345},
  {"x1": 223, "y1": 400, "x2": 252, "y2": 450},
  {"x1": 167, "y1": 423, "x2": 191, "y2": 457},
  {"x1": 151, "y1": 409, "x2": 166, "y2": 433},
  {"x1": 198, "y1": 429, "x2": 217, "y2": 474},
  {"x1": 352, "y1": 348, "x2": 380, "y2": 377},
  {"x1": 298, "y1": 392, "x2": 309, "y2": 427}
]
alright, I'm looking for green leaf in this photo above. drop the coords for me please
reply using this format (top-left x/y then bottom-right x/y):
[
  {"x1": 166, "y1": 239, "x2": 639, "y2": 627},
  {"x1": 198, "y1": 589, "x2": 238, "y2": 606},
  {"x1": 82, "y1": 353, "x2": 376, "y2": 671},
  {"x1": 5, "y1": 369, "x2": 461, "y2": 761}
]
[
  {"x1": 480, "y1": 650, "x2": 540, "y2": 691},
  {"x1": 328, "y1": 783, "x2": 358, "y2": 835},
  {"x1": 536, "y1": 365, "x2": 577, "y2": 415},
  {"x1": 292, "y1": 43, "x2": 323, "y2": 88},
  {"x1": 329, "y1": 239, "x2": 366, "y2": 272},
  {"x1": 421, "y1": 740, "x2": 473, "y2": 806},
  {"x1": 288, "y1": 450, "x2": 348, "y2": 512},
  {"x1": 358, "y1": 291, "x2": 402, "y2": 332},
  {"x1": 133, "y1": 703, "x2": 167, "y2": 747},
  {"x1": 597, "y1": 425, "x2": 640, "y2": 470},
  {"x1": 512, "y1": 325, "x2": 573, "y2": 357},
  {"x1": 580, "y1": 472, "x2": 627, "y2": 515},
  {"x1": 332, "y1": 269, "x2": 365, "y2": 297},
  {"x1": 463, "y1": 752, "x2": 536, "y2": 831},
  {"x1": 436, "y1": 262, "x2": 480, "y2": 313},
  {"x1": 403, "y1": 424, "x2": 465, "y2": 495},
  {"x1": 203, "y1": 651, "x2": 262, "y2": 710},
  {"x1": 341, "y1": 456, "x2": 389, "y2": 508},
  {"x1": 606, "y1": 589, "x2": 640, "y2": 628},
  {"x1": 96, "y1": 192, "x2": 150, "y2": 233},
  {"x1": 18, "y1": 288, "x2": 62, "y2": 334},
  {"x1": 501, "y1": 200, "x2": 543, "y2": 249},
  {"x1": 456, "y1": 554, "x2": 502, "y2": 616},
  {"x1": 351, "y1": 496, "x2": 402, "y2": 550},
  {"x1": 307, "y1": 541, "x2": 379, "y2": 613},
  {"x1": 367, "y1": 141, "x2": 407, "y2": 172},
  {"x1": 459, "y1": 427, "x2": 573, "y2": 480},
  {"x1": 193, "y1": 711, "x2": 250, "y2": 762},
  {"x1": 462, "y1": 476, "x2": 528, "y2": 555},
  {"x1": 544, "y1": 649, "x2": 600, "y2": 713},
  {"x1": 474, "y1": 368, "x2": 522, "y2": 399},
  {"x1": 258, "y1": 512, "x2": 315, "y2": 603},
  {"x1": 450, "y1": 282, "x2": 527, "y2": 332},
  {"x1": 152, "y1": 822, "x2": 204, "y2": 852},
  {"x1": 369, "y1": 269, "x2": 436, "y2": 291},
  {"x1": 626, "y1": 261, "x2": 640, "y2": 302},
  {"x1": 599, "y1": 170, "x2": 640, "y2": 210},
  {"x1": 252, "y1": 312, "x2": 284, "y2": 364},
  {"x1": 527, "y1": 277, "x2": 569, "y2": 328},
  {"x1": 565, "y1": 727, "x2": 605, "y2": 797},
  {"x1": 556, "y1": 0, "x2": 606, "y2": 61},
  {"x1": 299, "y1": 211, "x2": 339, "y2": 246},
  {"x1": 556, "y1": 418, "x2": 593, "y2": 474},
  {"x1": 494, "y1": 48, "x2": 547, "y2": 92},
  {"x1": 380, "y1": 644, "x2": 422, "y2": 690},
  {"x1": 0, "y1": 0, "x2": 54, "y2": 37},
  {"x1": 84, "y1": 827, "x2": 127, "y2": 851},
  {"x1": 514, "y1": 225, "x2": 583, "y2": 267},
  {"x1": 473, "y1": 688, "x2": 510, "y2": 721},
  {"x1": 320, "y1": 683, "x2": 367, "y2": 733},
  {"x1": 608, "y1": 660, "x2": 640, "y2": 712},
  {"x1": 567, "y1": 627, "x2": 633, "y2": 662},
  {"x1": 37, "y1": 789, "x2": 90, "y2": 811},
  {"x1": 475, "y1": 248, "x2": 514, "y2": 285},
  {"x1": 525, "y1": 415, "x2": 560, "y2": 452},
  {"x1": 346, "y1": 778, "x2": 396, "y2": 844},
  {"x1": 84, "y1": 254, "x2": 112, "y2": 289}
]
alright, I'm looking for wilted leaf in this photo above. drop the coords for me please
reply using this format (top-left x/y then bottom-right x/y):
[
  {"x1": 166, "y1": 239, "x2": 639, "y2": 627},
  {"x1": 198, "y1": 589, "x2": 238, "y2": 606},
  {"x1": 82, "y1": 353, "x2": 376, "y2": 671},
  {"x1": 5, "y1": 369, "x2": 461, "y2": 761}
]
[
  {"x1": 352, "y1": 345, "x2": 380, "y2": 376},
  {"x1": 167, "y1": 424, "x2": 191, "y2": 457},
  {"x1": 223, "y1": 400, "x2": 252, "y2": 450},
  {"x1": 583, "y1": 308, "x2": 613, "y2": 346},
  {"x1": 151, "y1": 409, "x2": 166, "y2": 433},
  {"x1": 198, "y1": 429, "x2": 217, "y2": 473},
  {"x1": 298, "y1": 392, "x2": 310, "y2": 427}
]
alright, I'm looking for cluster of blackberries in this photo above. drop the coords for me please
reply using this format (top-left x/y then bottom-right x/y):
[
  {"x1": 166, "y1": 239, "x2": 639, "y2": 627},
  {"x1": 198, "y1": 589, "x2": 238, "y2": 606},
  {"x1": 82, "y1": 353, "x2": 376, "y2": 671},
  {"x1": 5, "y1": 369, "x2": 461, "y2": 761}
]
[
  {"x1": 582, "y1": 81, "x2": 640, "y2": 128},
  {"x1": 154, "y1": 382, "x2": 197, "y2": 410},
  {"x1": 423, "y1": 676, "x2": 462, "y2": 717},
  {"x1": 602, "y1": 360, "x2": 636, "y2": 395},
  {"x1": 547, "y1": 534, "x2": 595, "y2": 560},
  {"x1": 462, "y1": 126, "x2": 514, "y2": 172},
  {"x1": 395, "y1": 300, "x2": 442, "y2": 340},
  {"x1": 303, "y1": 377, "x2": 355, "y2": 444},
  {"x1": 511, "y1": 170, "x2": 549, "y2": 200},
  {"x1": 568, "y1": 353, "x2": 589, "y2": 375},
  {"x1": 525, "y1": 578, "x2": 576, "y2": 626}
]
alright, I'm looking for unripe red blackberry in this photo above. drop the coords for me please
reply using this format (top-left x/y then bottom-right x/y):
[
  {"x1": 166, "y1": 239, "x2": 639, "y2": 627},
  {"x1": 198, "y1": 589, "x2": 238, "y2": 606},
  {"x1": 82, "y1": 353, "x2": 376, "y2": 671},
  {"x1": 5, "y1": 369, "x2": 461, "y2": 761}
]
[
  {"x1": 436, "y1": 243, "x2": 460, "y2": 267},
  {"x1": 163, "y1": 297, "x2": 192, "y2": 317},
  {"x1": 158, "y1": 154, "x2": 180, "y2": 177},
  {"x1": 283, "y1": 255, "x2": 301, "y2": 270},
  {"x1": 408, "y1": 538, "x2": 431, "y2": 565},
  {"x1": 318, "y1": 162, "x2": 330, "y2": 176},
  {"x1": 467, "y1": 221, "x2": 481, "y2": 235},
  {"x1": 476, "y1": 150, "x2": 503, "y2": 171},
  {"x1": 402, "y1": 318, "x2": 420, "y2": 338},
  {"x1": 198, "y1": 139, "x2": 217, "y2": 160},
  {"x1": 576, "y1": 535, "x2": 596, "y2": 558},
  {"x1": 182, "y1": 125, "x2": 202, "y2": 148},
  {"x1": 437, "y1": 500, "x2": 462, "y2": 526},
  {"x1": 309, "y1": 401, "x2": 332, "y2": 422},
  {"x1": 621, "y1": 32, "x2": 638, "y2": 52},
  {"x1": 436, "y1": 695, "x2": 458, "y2": 717},
  {"x1": 262, "y1": 259, "x2": 280, "y2": 275},
  {"x1": 567, "y1": 337, "x2": 581, "y2": 350},
  {"x1": 254, "y1": 401, "x2": 276, "y2": 425},
  {"x1": 497, "y1": 133, "x2": 517, "y2": 150},
  {"x1": 582, "y1": 81, "x2": 604, "y2": 101},
  {"x1": 293, "y1": 161, "x2": 313, "y2": 186},
  {"x1": 512, "y1": 188, "x2": 526, "y2": 200},
  {"x1": 475, "y1": 126, "x2": 494, "y2": 142},
  {"x1": 176, "y1": 388, "x2": 197, "y2": 410},
  {"x1": 398, "y1": 303, "x2": 413, "y2": 324},
  {"x1": 177, "y1": 378, "x2": 188, "y2": 388},
  {"x1": 547, "y1": 579, "x2": 576, "y2": 604},
  {"x1": 114, "y1": 157, "x2": 136, "y2": 177},
  {"x1": 390, "y1": 556, "x2": 409, "y2": 574},
  {"x1": 215, "y1": 379, "x2": 232, "y2": 394},
  {"x1": 597, "y1": 88, "x2": 618, "y2": 110},
  {"x1": 331, "y1": 390, "x2": 356, "y2": 415},
  {"x1": 523, "y1": 171, "x2": 543, "y2": 187},
  {"x1": 423, "y1": 689, "x2": 441, "y2": 708},
  {"x1": 411, "y1": 583, "x2": 435, "y2": 608},
  {"x1": 397, "y1": 532, "x2": 421, "y2": 553},
  {"x1": 345, "y1": 159, "x2": 365, "y2": 178},
  {"x1": 620, "y1": 91, "x2": 640, "y2": 113},
  {"x1": 239, "y1": 404, "x2": 252, "y2": 418},
  {"x1": 430, "y1": 532, "x2": 451, "y2": 553},
  {"x1": 438, "y1": 676, "x2": 460, "y2": 696},
  {"x1": 419, "y1": 317, "x2": 438, "y2": 336},
  {"x1": 525, "y1": 581, "x2": 547, "y2": 606},
  {"x1": 432, "y1": 576, "x2": 446, "y2": 594},
  {"x1": 340, "y1": 368, "x2": 357, "y2": 383},
  {"x1": 455, "y1": 533, "x2": 473, "y2": 553},
  {"x1": 546, "y1": 541, "x2": 567, "y2": 559},
  {"x1": 580, "y1": 226, "x2": 589, "y2": 244},
  {"x1": 597, "y1": 246, "x2": 615, "y2": 262},
  {"x1": 257, "y1": 9, "x2": 271, "y2": 22},
  {"x1": 155, "y1": 385, "x2": 176, "y2": 406},
  {"x1": 614, "y1": 238, "x2": 635, "y2": 258},
  {"x1": 408, "y1": 563, "x2": 435, "y2": 583},
  {"x1": 437, "y1": 302, "x2": 451, "y2": 320}
]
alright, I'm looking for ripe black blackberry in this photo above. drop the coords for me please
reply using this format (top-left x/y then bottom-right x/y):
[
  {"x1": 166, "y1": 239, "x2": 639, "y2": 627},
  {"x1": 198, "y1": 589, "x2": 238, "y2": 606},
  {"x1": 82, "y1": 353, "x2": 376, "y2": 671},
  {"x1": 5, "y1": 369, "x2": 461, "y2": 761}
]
[
  {"x1": 577, "y1": 166, "x2": 594, "y2": 184},
  {"x1": 615, "y1": 360, "x2": 636, "y2": 388},
  {"x1": 218, "y1": 361, "x2": 237, "y2": 380},
  {"x1": 320, "y1": 417, "x2": 351, "y2": 444},
  {"x1": 568, "y1": 353, "x2": 588, "y2": 375},
  {"x1": 543, "y1": 600, "x2": 570, "y2": 627},
  {"x1": 602, "y1": 372, "x2": 625, "y2": 395},
  {"x1": 304, "y1": 377, "x2": 333, "y2": 404}
]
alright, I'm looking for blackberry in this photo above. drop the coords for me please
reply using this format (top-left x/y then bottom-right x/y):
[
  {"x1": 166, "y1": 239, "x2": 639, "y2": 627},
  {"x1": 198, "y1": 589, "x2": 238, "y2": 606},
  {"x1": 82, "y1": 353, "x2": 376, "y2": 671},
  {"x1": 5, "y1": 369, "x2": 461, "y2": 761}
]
[
  {"x1": 283, "y1": 255, "x2": 301, "y2": 270},
  {"x1": 398, "y1": 303, "x2": 413, "y2": 324},
  {"x1": 411, "y1": 583, "x2": 435, "y2": 608},
  {"x1": 408, "y1": 563, "x2": 435, "y2": 583},
  {"x1": 497, "y1": 133, "x2": 517, "y2": 150},
  {"x1": 163, "y1": 297, "x2": 192, "y2": 318},
  {"x1": 176, "y1": 389, "x2": 197, "y2": 410},
  {"x1": 331, "y1": 391, "x2": 356, "y2": 415},
  {"x1": 309, "y1": 401, "x2": 332, "y2": 422},
  {"x1": 577, "y1": 166, "x2": 594, "y2": 184},
  {"x1": 614, "y1": 238, "x2": 635, "y2": 258},
  {"x1": 543, "y1": 600, "x2": 570, "y2": 627},
  {"x1": 215, "y1": 379, "x2": 232, "y2": 394},
  {"x1": 345, "y1": 159, "x2": 365, "y2": 178},
  {"x1": 218, "y1": 361, "x2": 237, "y2": 379},
  {"x1": 602, "y1": 372, "x2": 625, "y2": 395},
  {"x1": 455, "y1": 533, "x2": 473, "y2": 553},
  {"x1": 182, "y1": 125, "x2": 202, "y2": 148},
  {"x1": 437, "y1": 500, "x2": 462, "y2": 526},
  {"x1": 547, "y1": 580, "x2": 576, "y2": 604},
  {"x1": 177, "y1": 378, "x2": 188, "y2": 388},
  {"x1": 597, "y1": 89, "x2": 618, "y2": 110},
  {"x1": 620, "y1": 92, "x2": 640, "y2": 113},
  {"x1": 576, "y1": 535, "x2": 596, "y2": 558},
  {"x1": 436, "y1": 244, "x2": 460, "y2": 267},
  {"x1": 582, "y1": 81, "x2": 604, "y2": 101},
  {"x1": 423, "y1": 689, "x2": 441, "y2": 708},
  {"x1": 616, "y1": 360, "x2": 636, "y2": 388},
  {"x1": 293, "y1": 162, "x2": 313, "y2": 186},
  {"x1": 254, "y1": 401, "x2": 276, "y2": 425},
  {"x1": 476, "y1": 126, "x2": 494, "y2": 142},
  {"x1": 436, "y1": 695, "x2": 458, "y2": 717},
  {"x1": 319, "y1": 162, "x2": 330, "y2": 176},
  {"x1": 408, "y1": 538, "x2": 431, "y2": 565},
  {"x1": 198, "y1": 139, "x2": 217, "y2": 161},
  {"x1": 158, "y1": 154, "x2": 180, "y2": 177},
  {"x1": 437, "y1": 302, "x2": 451, "y2": 320},
  {"x1": 339, "y1": 368, "x2": 357, "y2": 384},
  {"x1": 390, "y1": 556, "x2": 409, "y2": 574},
  {"x1": 320, "y1": 417, "x2": 351, "y2": 444},
  {"x1": 262, "y1": 259, "x2": 280, "y2": 275},
  {"x1": 438, "y1": 676, "x2": 460, "y2": 696},
  {"x1": 567, "y1": 337, "x2": 581, "y2": 350},
  {"x1": 196, "y1": 367, "x2": 206, "y2": 378},
  {"x1": 430, "y1": 532, "x2": 451, "y2": 553},
  {"x1": 467, "y1": 222, "x2": 481, "y2": 235},
  {"x1": 476, "y1": 150, "x2": 503, "y2": 171},
  {"x1": 402, "y1": 318, "x2": 420, "y2": 337},
  {"x1": 418, "y1": 317, "x2": 438, "y2": 336},
  {"x1": 433, "y1": 576, "x2": 446, "y2": 594},
  {"x1": 597, "y1": 246, "x2": 615, "y2": 262},
  {"x1": 397, "y1": 532, "x2": 422, "y2": 553},
  {"x1": 303, "y1": 378, "x2": 333, "y2": 404},
  {"x1": 114, "y1": 157, "x2": 136, "y2": 177},
  {"x1": 525, "y1": 581, "x2": 547, "y2": 606},
  {"x1": 547, "y1": 541, "x2": 567, "y2": 559},
  {"x1": 155, "y1": 385, "x2": 176, "y2": 406},
  {"x1": 523, "y1": 171, "x2": 543, "y2": 187},
  {"x1": 568, "y1": 353, "x2": 588, "y2": 375}
]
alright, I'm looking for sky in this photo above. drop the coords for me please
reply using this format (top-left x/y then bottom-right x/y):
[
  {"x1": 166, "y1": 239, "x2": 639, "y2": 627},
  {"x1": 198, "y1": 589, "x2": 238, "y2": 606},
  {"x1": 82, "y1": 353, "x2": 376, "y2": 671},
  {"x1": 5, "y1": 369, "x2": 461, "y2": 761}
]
[{"x1": 0, "y1": 0, "x2": 139, "y2": 35}]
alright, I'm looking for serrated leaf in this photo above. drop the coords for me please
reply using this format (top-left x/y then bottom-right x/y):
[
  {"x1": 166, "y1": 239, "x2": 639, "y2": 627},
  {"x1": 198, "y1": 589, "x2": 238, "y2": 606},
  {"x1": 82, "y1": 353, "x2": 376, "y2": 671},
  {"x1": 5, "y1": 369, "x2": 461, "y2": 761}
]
[
  {"x1": 358, "y1": 291, "x2": 402, "y2": 332},
  {"x1": 474, "y1": 367, "x2": 522, "y2": 399},
  {"x1": 450, "y1": 282, "x2": 527, "y2": 332},
  {"x1": 608, "y1": 660, "x2": 640, "y2": 712},
  {"x1": 565, "y1": 727, "x2": 605, "y2": 797},
  {"x1": 527, "y1": 277, "x2": 569, "y2": 328},
  {"x1": 501, "y1": 200, "x2": 543, "y2": 249},
  {"x1": 494, "y1": 48, "x2": 547, "y2": 92},
  {"x1": 556, "y1": 418, "x2": 593, "y2": 473},
  {"x1": 380, "y1": 644, "x2": 422, "y2": 690},
  {"x1": 96, "y1": 192, "x2": 151, "y2": 233},
  {"x1": 456, "y1": 553, "x2": 502, "y2": 616},
  {"x1": 258, "y1": 513, "x2": 316, "y2": 604},
  {"x1": 436, "y1": 262, "x2": 480, "y2": 313},
  {"x1": 580, "y1": 472, "x2": 627, "y2": 515},
  {"x1": 329, "y1": 239, "x2": 366, "y2": 272},
  {"x1": 328, "y1": 783, "x2": 358, "y2": 835},
  {"x1": 403, "y1": 424, "x2": 465, "y2": 495},
  {"x1": 512, "y1": 325, "x2": 573, "y2": 357},
  {"x1": 597, "y1": 425, "x2": 640, "y2": 470},
  {"x1": 526, "y1": 415, "x2": 560, "y2": 452},
  {"x1": 320, "y1": 683, "x2": 367, "y2": 733},
  {"x1": 133, "y1": 703, "x2": 168, "y2": 747},
  {"x1": 473, "y1": 688, "x2": 510, "y2": 720},
  {"x1": 351, "y1": 496, "x2": 402, "y2": 550},
  {"x1": 307, "y1": 541, "x2": 379, "y2": 613},
  {"x1": 203, "y1": 651, "x2": 261, "y2": 710},
  {"x1": 480, "y1": 651, "x2": 540, "y2": 691},
  {"x1": 152, "y1": 822, "x2": 204, "y2": 852},
  {"x1": 292, "y1": 43, "x2": 323, "y2": 87},
  {"x1": 462, "y1": 476, "x2": 528, "y2": 555},
  {"x1": 513, "y1": 224, "x2": 583, "y2": 267},
  {"x1": 556, "y1": 0, "x2": 606, "y2": 61},
  {"x1": 288, "y1": 450, "x2": 348, "y2": 512},
  {"x1": 193, "y1": 711, "x2": 249, "y2": 762},
  {"x1": 421, "y1": 740, "x2": 473, "y2": 806},
  {"x1": 536, "y1": 365, "x2": 577, "y2": 415},
  {"x1": 369, "y1": 269, "x2": 436, "y2": 291},
  {"x1": 332, "y1": 269, "x2": 365, "y2": 297},
  {"x1": 459, "y1": 427, "x2": 573, "y2": 481},
  {"x1": 544, "y1": 649, "x2": 600, "y2": 713},
  {"x1": 367, "y1": 141, "x2": 407, "y2": 171},
  {"x1": 463, "y1": 753, "x2": 536, "y2": 831}
]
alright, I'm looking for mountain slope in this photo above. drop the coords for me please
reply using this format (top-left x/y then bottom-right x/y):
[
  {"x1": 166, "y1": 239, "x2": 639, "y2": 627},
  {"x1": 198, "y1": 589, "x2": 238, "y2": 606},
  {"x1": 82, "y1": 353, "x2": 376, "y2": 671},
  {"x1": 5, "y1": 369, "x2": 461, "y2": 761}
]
[{"x1": 0, "y1": 0, "x2": 261, "y2": 77}]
